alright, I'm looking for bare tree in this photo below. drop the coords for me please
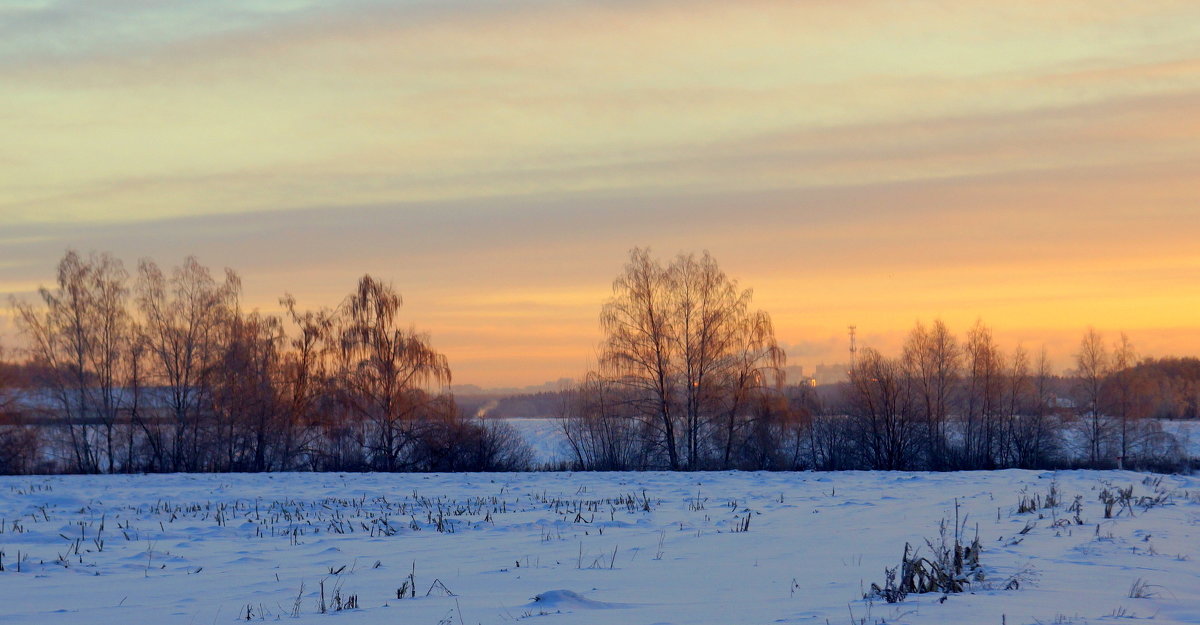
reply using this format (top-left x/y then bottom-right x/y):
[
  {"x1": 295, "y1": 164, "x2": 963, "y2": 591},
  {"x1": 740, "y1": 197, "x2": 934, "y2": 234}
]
[
  {"x1": 467, "y1": 418, "x2": 535, "y2": 471},
  {"x1": 124, "y1": 329, "x2": 150, "y2": 472},
  {"x1": 996, "y1": 344, "x2": 1032, "y2": 467},
  {"x1": 735, "y1": 388, "x2": 795, "y2": 470},
  {"x1": 11, "y1": 251, "x2": 132, "y2": 473},
  {"x1": 963, "y1": 320, "x2": 1005, "y2": 469},
  {"x1": 596, "y1": 248, "x2": 784, "y2": 470},
  {"x1": 846, "y1": 347, "x2": 919, "y2": 470},
  {"x1": 327, "y1": 275, "x2": 452, "y2": 471},
  {"x1": 804, "y1": 410, "x2": 858, "y2": 471},
  {"x1": 0, "y1": 343, "x2": 41, "y2": 474},
  {"x1": 86, "y1": 254, "x2": 133, "y2": 473},
  {"x1": 1002, "y1": 347, "x2": 1053, "y2": 467},
  {"x1": 599, "y1": 249, "x2": 680, "y2": 468},
  {"x1": 561, "y1": 373, "x2": 648, "y2": 470},
  {"x1": 279, "y1": 295, "x2": 335, "y2": 469},
  {"x1": 1074, "y1": 327, "x2": 1111, "y2": 466},
  {"x1": 716, "y1": 309, "x2": 785, "y2": 469},
  {"x1": 136, "y1": 257, "x2": 240, "y2": 471},
  {"x1": 902, "y1": 319, "x2": 960, "y2": 469},
  {"x1": 1105, "y1": 333, "x2": 1155, "y2": 468},
  {"x1": 673, "y1": 252, "x2": 742, "y2": 469},
  {"x1": 0, "y1": 343, "x2": 11, "y2": 415},
  {"x1": 210, "y1": 310, "x2": 284, "y2": 471}
]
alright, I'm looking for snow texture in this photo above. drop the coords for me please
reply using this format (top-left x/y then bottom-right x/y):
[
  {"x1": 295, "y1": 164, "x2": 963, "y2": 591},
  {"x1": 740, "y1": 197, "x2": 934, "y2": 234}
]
[
  {"x1": 499, "y1": 417, "x2": 570, "y2": 465},
  {"x1": 1, "y1": 470, "x2": 1198, "y2": 624}
]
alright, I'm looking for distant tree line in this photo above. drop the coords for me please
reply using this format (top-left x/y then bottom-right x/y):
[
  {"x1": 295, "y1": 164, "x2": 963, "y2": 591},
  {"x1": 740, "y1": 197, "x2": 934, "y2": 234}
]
[
  {"x1": 472, "y1": 391, "x2": 567, "y2": 420},
  {"x1": 0, "y1": 251, "x2": 531, "y2": 474},
  {"x1": 560, "y1": 250, "x2": 1195, "y2": 473},
  {"x1": 823, "y1": 324, "x2": 1191, "y2": 472},
  {"x1": 1128, "y1": 357, "x2": 1200, "y2": 420}
]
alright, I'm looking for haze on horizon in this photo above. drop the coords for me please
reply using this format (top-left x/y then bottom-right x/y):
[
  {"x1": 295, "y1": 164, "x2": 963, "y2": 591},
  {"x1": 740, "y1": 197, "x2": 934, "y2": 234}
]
[{"x1": 2, "y1": 0, "x2": 1199, "y2": 388}]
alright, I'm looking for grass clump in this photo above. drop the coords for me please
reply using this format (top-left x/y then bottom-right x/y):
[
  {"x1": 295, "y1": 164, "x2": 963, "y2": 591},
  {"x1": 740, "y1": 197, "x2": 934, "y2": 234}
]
[{"x1": 867, "y1": 500, "x2": 984, "y2": 604}]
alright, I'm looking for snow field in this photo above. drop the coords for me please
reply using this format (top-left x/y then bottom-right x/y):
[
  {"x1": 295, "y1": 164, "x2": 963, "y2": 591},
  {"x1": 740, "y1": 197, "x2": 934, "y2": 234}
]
[
  {"x1": 0, "y1": 470, "x2": 1198, "y2": 624},
  {"x1": 499, "y1": 418, "x2": 570, "y2": 465}
]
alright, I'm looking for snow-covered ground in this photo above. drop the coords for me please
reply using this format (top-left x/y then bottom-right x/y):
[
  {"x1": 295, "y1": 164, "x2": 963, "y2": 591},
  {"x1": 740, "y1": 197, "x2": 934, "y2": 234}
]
[
  {"x1": 1159, "y1": 420, "x2": 1200, "y2": 458},
  {"x1": 1, "y1": 470, "x2": 1199, "y2": 624},
  {"x1": 500, "y1": 418, "x2": 570, "y2": 465}
]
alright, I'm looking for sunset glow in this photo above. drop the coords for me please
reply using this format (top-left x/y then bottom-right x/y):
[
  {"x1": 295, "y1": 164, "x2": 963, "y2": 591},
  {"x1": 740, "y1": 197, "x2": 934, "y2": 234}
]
[{"x1": 2, "y1": 0, "x2": 1199, "y2": 387}]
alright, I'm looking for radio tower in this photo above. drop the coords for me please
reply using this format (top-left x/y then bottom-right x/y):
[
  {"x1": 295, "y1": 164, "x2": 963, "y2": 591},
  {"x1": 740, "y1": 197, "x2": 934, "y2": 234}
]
[{"x1": 848, "y1": 325, "x2": 857, "y2": 372}]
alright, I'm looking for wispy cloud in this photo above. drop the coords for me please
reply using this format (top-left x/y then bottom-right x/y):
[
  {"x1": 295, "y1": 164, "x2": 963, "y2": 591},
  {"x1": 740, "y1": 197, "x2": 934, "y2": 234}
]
[{"x1": 2, "y1": 1, "x2": 1198, "y2": 384}]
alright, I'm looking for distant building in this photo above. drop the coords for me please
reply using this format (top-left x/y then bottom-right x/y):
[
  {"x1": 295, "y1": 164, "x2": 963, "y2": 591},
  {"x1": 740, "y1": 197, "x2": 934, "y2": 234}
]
[
  {"x1": 814, "y1": 363, "x2": 850, "y2": 386},
  {"x1": 782, "y1": 365, "x2": 817, "y2": 387}
]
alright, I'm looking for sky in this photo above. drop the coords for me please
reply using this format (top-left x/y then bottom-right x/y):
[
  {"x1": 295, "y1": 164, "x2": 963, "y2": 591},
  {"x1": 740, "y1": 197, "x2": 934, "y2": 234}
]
[{"x1": 2, "y1": 0, "x2": 1199, "y2": 388}]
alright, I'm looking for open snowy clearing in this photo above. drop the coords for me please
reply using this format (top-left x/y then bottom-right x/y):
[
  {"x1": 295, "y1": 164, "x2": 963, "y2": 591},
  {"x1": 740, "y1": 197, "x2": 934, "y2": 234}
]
[
  {"x1": 1, "y1": 470, "x2": 1198, "y2": 625},
  {"x1": 500, "y1": 418, "x2": 570, "y2": 465}
]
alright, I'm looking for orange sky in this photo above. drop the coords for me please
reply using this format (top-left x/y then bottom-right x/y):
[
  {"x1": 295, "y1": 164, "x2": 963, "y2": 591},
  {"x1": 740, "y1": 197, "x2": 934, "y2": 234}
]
[{"x1": 2, "y1": 1, "x2": 1199, "y2": 387}]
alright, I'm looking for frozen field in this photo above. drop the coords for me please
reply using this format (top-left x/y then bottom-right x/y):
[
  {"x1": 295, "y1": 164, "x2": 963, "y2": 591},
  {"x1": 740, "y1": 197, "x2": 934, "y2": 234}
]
[
  {"x1": 1, "y1": 470, "x2": 1199, "y2": 625},
  {"x1": 500, "y1": 418, "x2": 570, "y2": 465}
]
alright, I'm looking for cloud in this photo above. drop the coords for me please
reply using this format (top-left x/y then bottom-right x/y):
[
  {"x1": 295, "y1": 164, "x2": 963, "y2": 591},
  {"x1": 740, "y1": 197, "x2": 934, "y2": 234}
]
[
  {"x1": 4, "y1": 0, "x2": 1199, "y2": 225},
  {"x1": 2, "y1": 1, "x2": 1199, "y2": 384}
]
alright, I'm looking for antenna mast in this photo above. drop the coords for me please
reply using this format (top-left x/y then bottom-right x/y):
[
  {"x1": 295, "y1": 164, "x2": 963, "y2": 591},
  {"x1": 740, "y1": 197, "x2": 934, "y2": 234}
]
[{"x1": 848, "y1": 325, "x2": 857, "y2": 371}]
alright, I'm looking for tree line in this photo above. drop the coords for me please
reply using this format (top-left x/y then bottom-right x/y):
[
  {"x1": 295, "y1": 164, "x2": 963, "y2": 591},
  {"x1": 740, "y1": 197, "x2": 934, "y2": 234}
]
[
  {"x1": 2, "y1": 248, "x2": 1196, "y2": 474},
  {"x1": 825, "y1": 324, "x2": 1190, "y2": 472},
  {"x1": 0, "y1": 251, "x2": 531, "y2": 474},
  {"x1": 560, "y1": 249, "x2": 1194, "y2": 472}
]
